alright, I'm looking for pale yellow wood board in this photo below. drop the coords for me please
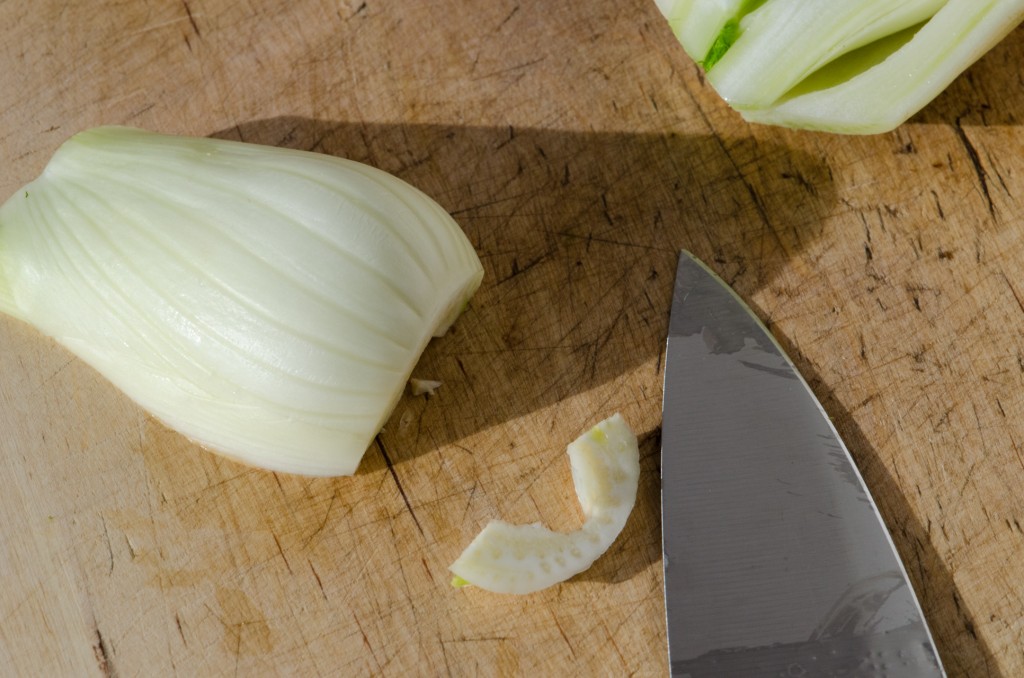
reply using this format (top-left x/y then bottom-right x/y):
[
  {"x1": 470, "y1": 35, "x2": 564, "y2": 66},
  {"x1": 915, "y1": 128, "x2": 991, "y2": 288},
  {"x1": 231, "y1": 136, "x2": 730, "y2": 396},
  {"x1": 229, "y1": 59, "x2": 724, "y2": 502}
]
[{"x1": 0, "y1": 1, "x2": 1023, "y2": 675}]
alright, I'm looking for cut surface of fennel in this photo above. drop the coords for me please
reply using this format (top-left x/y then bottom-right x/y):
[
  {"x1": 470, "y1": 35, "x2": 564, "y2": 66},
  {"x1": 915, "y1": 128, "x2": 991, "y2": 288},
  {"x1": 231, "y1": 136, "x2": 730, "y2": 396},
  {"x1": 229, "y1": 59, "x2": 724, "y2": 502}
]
[
  {"x1": 654, "y1": 0, "x2": 1024, "y2": 133},
  {"x1": 740, "y1": 0, "x2": 1024, "y2": 133},
  {"x1": 450, "y1": 413, "x2": 640, "y2": 594},
  {"x1": 0, "y1": 126, "x2": 484, "y2": 476},
  {"x1": 706, "y1": 0, "x2": 947, "y2": 108}
]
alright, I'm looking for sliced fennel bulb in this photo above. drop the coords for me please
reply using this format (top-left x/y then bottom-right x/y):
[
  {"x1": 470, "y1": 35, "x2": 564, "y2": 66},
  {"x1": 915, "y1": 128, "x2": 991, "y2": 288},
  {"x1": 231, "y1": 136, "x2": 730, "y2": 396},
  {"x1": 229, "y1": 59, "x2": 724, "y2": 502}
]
[
  {"x1": 655, "y1": 0, "x2": 1024, "y2": 133},
  {"x1": 706, "y1": 0, "x2": 947, "y2": 108},
  {"x1": 450, "y1": 413, "x2": 639, "y2": 594},
  {"x1": 0, "y1": 126, "x2": 483, "y2": 476},
  {"x1": 743, "y1": 1, "x2": 1024, "y2": 133}
]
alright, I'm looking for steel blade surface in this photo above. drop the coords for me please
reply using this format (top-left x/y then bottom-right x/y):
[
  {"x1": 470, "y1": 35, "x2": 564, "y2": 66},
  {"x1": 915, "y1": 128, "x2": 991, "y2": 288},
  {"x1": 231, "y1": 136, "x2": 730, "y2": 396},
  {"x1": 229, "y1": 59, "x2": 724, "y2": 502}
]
[{"x1": 661, "y1": 251, "x2": 943, "y2": 677}]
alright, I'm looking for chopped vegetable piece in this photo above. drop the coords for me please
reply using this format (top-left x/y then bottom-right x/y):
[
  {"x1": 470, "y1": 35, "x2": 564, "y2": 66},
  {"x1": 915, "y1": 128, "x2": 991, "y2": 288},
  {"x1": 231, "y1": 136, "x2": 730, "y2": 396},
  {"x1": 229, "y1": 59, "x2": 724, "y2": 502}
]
[
  {"x1": 655, "y1": 0, "x2": 1024, "y2": 133},
  {"x1": 0, "y1": 126, "x2": 484, "y2": 476},
  {"x1": 450, "y1": 413, "x2": 640, "y2": 594},
  {"x1": 409, "y1": 378, "x2": 443, "y2": 396}
]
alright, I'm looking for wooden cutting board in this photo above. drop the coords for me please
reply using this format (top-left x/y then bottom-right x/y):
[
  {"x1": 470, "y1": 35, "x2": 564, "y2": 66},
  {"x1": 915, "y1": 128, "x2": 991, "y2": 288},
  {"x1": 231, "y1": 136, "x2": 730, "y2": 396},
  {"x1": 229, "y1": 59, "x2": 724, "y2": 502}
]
[{"x1": 2, "y1": 1, "x2": 1023, "y2": 675}]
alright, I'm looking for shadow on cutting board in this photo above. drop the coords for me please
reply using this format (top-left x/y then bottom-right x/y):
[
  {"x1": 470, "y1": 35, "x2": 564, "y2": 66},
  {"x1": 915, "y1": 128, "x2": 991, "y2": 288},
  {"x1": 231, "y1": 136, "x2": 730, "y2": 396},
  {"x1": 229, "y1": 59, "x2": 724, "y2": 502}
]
[
  {"x1": 199, "y1": 117, "x2": 994, "y2": 673},
  {"x1": 212, "y1": 115, "x2": 834, "y2": 467},
  {"x1": 774, "y1": 336, "x2": 1004, "y2": 678},
  {"x1": 207, "y1": 113, "x2": 831, "y2": 574}
]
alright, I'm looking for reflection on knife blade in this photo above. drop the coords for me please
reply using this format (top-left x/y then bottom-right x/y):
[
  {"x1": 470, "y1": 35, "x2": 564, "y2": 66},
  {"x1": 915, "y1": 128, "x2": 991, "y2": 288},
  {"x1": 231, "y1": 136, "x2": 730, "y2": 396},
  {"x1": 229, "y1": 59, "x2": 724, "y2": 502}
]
[{"x1": 660, "y1": 251, "x2": 944, "y2": 677}]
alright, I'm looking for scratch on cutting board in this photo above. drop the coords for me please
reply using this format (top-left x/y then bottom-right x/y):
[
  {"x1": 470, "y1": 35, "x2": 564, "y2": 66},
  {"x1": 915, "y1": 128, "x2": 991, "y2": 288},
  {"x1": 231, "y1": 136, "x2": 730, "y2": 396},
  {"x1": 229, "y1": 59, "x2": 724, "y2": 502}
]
[
  {"x1": 301, "y1": 489, "x2": 339, "y2": 549},
  {"x1": 953, "y1": 117, "x2": 996, "y2": 219},
  {"x1": 92, "y1": 627, "x2": 115, "y2": 677},
  {"x1": 376, "y1": 434, "x2": 425, "y2": 536},
  {"x1": 128, "y1": 16, "x2": 194, "y2": 37},
  {"x1": 181, "y1": 0, "x2": 201, "y2": 36},
  {"x1": 308, "y1": 560, "x2": 329, "y2": 602},
  {"x1": 213, "y1": 587, "x2": 273, "y2": 656}
]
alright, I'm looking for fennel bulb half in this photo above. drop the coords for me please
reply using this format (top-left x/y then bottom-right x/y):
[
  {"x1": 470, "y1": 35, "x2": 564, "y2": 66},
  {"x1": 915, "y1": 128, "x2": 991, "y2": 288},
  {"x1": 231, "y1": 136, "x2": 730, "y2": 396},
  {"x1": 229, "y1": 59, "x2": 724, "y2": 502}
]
[
  {"x1": 0, "y1": 126, "x2": 484, "y2": 476},
  {"x1": 655, "y1": 0, "x2": 1024, "y2": 133},
  {"x1": 450, "y1": 413, "x2": 640, "y2": 594}
]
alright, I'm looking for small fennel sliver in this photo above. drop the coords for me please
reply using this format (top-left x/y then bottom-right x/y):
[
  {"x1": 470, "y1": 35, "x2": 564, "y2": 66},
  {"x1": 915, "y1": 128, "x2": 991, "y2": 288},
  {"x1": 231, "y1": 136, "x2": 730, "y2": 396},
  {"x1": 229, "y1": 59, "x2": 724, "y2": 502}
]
[{"x1": 450, "y1": 413, "x2": 640, "y2": 594}]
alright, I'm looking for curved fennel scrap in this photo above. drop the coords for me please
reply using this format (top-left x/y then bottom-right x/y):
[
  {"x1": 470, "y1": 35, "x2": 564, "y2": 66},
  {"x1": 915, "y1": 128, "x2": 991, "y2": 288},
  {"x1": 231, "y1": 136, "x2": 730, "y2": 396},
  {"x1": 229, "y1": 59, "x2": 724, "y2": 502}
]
[
  {"x1": 450, "y1": 413, "x2": 640, "y2": 594},
  {"x1": 0, "y1": 126, "x2": 484, "y2": 476}
]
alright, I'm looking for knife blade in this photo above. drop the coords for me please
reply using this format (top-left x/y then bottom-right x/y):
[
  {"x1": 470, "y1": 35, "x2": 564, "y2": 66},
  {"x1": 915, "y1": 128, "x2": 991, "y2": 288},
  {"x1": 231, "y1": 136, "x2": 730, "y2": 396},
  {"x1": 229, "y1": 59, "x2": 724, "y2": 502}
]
[{"x1": 660, "y1": 251, "x2": 944, "y2": 677}]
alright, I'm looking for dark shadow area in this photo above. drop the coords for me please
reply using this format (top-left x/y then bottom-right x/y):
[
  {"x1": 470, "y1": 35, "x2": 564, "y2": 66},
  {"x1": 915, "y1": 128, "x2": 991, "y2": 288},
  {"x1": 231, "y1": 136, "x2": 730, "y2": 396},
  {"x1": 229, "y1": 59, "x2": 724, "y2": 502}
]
[
  {"x1": 213, "y1": 116, "x2": 835, "y2": 470},
  {"x1": 210, "y1": 113, "x2": 835, "y2": 595},
  {"x1": 206, "y1": 117, "x2": 993, "y2": 671},
  {"x1": 774, "y1": 331, "x2": 1005, "y2": 678}
]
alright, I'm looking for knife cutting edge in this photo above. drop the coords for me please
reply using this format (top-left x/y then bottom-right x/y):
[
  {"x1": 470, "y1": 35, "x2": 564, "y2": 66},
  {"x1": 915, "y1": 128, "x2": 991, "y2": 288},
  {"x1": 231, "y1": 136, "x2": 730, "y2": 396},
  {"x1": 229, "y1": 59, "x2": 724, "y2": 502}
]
[{"x1": 660, "y1": 251, "x2": 944, "y2": 676}]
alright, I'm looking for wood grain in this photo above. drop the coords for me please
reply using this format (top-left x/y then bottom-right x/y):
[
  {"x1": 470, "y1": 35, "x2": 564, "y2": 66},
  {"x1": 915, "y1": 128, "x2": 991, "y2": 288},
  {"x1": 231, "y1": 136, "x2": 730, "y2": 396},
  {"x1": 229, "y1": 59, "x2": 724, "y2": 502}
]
[{"x1": 1, "y1": 1, "x2": 1023, "y2": 675}]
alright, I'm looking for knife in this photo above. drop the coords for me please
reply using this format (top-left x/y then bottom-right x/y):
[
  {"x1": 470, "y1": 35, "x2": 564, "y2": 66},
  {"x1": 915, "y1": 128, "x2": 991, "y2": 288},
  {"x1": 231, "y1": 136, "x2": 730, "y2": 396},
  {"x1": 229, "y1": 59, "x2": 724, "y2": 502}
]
[{"x1": 660, "y1": 251, "x2": 944, "y2": 677}]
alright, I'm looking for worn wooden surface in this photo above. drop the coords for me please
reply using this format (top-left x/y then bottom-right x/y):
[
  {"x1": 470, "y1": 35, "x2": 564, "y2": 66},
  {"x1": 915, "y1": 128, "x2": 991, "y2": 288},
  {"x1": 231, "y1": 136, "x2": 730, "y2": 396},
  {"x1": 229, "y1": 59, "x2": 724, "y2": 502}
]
[{"x1": 1, "y1": 1, "x2": 1024, "y2": 675}]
